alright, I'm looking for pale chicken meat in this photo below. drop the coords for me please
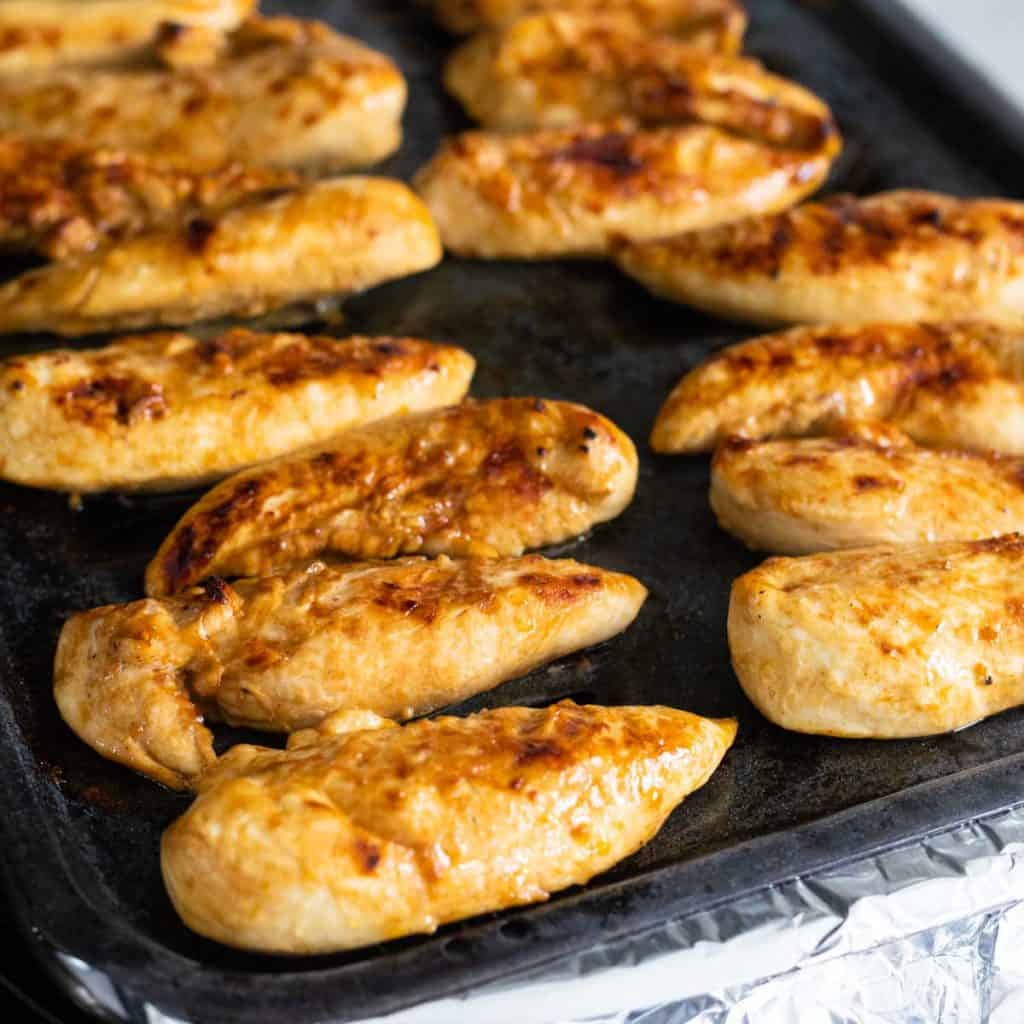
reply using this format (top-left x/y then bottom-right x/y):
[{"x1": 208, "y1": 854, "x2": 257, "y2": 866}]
[
  {"x1": 0, "y1": 331, "x2": 473, "y2": 492},
  {"x1": 434, "y1": 0, "x2": 745, "y2": 38},
  {"x1": 650, "y1": 321, "x2": 1024, "y2": 454},
  {"x1": 617, "y1": 191, "x2": 1024, "y2": 326},
  {"x1": 0, "y1": 136, "x2": 302, "y2": 261},
  {"x1": 0, "y1": 0, "x2": 253, "y2": 71},
  {"x1": 445, "y1": 15, "x2": 821, "y2": 132},
  {"x1": 55, "y1": 556, "x2": 647, "y2": 788},
  {"x1": 415, "y1": 117, "x2": 838, "y2": 259},
  {"x1": 161, "y1": 701, "x2": 736, "y2": 951},
  {"x1": 0, "y1": 178, "x2": 443, "y2": 336},
  {"x1": 729, "y1": 535, "x2": 1024, "y2": 737},
  {"x1": 712, "y1": 432, "x2": 1024, "y2": 555},
  {"x1": 146, "y1": 398, "x2": 638, "y2": 596},
  {"x1": 0, "y1": 16, "x2": 406, "y2": 172}
]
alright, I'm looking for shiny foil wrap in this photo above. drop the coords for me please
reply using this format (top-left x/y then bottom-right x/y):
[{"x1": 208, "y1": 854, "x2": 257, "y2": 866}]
[{"x1": 358, "y1": 805, "x2": 1024, "y2": 1023}]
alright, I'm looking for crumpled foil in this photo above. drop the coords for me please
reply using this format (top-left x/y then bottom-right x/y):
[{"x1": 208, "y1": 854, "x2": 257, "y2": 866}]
[{"x1": 363, "y1": 804, "x2": 1024, "y2": 1024}]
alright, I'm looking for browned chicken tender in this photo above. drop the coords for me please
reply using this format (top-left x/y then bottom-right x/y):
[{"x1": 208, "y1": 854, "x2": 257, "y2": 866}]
[
  {"x1": 0, "y1": 16, "x2": 406, "y2": 173},
  {"x1": 146, "y1": 398, "x2": 639, "y2": 596},
  {"x1": 161, "y1": 701, "x2": 736, "y2": 951},
  {"x1": 0, "y1": 137, "x2": 303, "y2": 261},
  {"x1": 729, "y1": 535, "x2": 1024, "y2": 738},
  {"x1": 618, "y1": 191, "x2": 1024, "y2": 326},
  {"x1": 56, "y1": 556, "x2": 647, "y2": 788},
  {"x1": 0, "y1": 331, "x2": 473, "y2": 492},
  {"x1": 415, "y1": 118, "x2": 838, "y2": 258},
  {"x1": 0, "y1": 178, "x2": 443, "y2": 336},
  {"x1": 651, "y1": 321, "x2": 1024, "y2": 454},
  {"x1": 0, "y1": 0, "x2": 253, "y2": 71},
  {"x1": 445, "y1": 15, "x2": 820, "y2": 133},
  {"x1": 712, "y1": 433, "x2": 1024, "y2": 554},
  {"x1": 434, "y1": 0, "x2": 744, "y2": 38}
]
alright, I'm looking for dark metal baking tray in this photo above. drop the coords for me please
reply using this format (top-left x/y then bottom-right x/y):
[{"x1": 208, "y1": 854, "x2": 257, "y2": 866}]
[{"x1": 2, "y1": 0, "x2": 1024, "y2": 1020}]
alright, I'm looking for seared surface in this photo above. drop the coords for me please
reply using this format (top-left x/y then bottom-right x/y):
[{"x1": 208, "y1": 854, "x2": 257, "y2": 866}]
[
  {"x1": 0, "y1": 16, "x2": 405, "y2": 172},
  {"x1": 161, "y1": 701, "x2": 736, "y2": 952},
  {"x1": 618, "y1": 191, "x2": 1024, "y2": 326},
  {"x1": 0, "y1": 331, "x2": 473, "y2": 492},
  {"x1": 56, "y1": 556, "x2": 646, "y2": 788},
  {"x1": 415, "y1": 117, "x2": 837, "y2": 258},
  {"x1": 0, "y1": 0, "x2": 253, "y2": 70},
  {"x1": 0, "y1": 178, "x2": 442, "y2": 336},
  {"x1": 730, "y1": 535, "x2": 1024, "y2": 737},
  {"x1": 0, "y1": 136, "x2": 302, "y2": 261},
  {"x1": 146, "y1": 397, "x2": 638, "y2": 595},
  {"x1": 445, "y1": 15, "x2": 821, "y2": 132},
  {"x1": 712, "y1": 433, "x2": 1024, "y2": 554},
  {"x1": 434, "y1": 0, "x2": 744, "y2": 37},
  {"x1": 651, "y1": 321, "x2": 1024, "y2": 454}
]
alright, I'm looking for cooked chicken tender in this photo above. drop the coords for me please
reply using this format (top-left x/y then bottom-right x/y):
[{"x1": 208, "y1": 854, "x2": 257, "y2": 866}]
[
  {"x1": 0, "y1": 137, "x2": 302, "y2": 261},
  {"x1": 434, "y1": 0, "x2": 744, "y2": 39},
  {"x1": 651, "y1": 321, "x2": 1024, "y2": 454},
  {"x1": 618, "y1": 191, "x2": 1024, "y2": 326},
  {"x1": 0, "y1": 0, "x2": 252, "y2": 71},
  {"x1": 0, "y1": 331, "x2": 473, "y2": 492},
  {"x1": 0, "y1": 16, "x2": 405, "y2": 172},
  {"x1": 445, "y1": 15, "x2": 823, "y2": 133},
  {"x1": 56, "y1": 557, "x2": 646, "y2": 788},
  {"x1": 146, "y1": 398, "x2": 638, "y2": 596},
  {"x1": 0, "y1": 178, "x2": 442, "y2": 336},
  {"x1": 712, "y1": 433, "x2": 1024, "y2": 554},
  {"x1": 161, "y1": 701, "x2": 736, "y2": 951},
  {"x1": 415, "y1": 118, "x2": 838, "y2": 258},
  {"x1": 729, "y1": 535, "x2": 1024, "y2": 737}
]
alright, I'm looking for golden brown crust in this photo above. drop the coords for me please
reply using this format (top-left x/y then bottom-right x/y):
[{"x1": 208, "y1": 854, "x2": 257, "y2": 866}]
[
  {"x1": 729, "y1": 535, "x2": 1024, "y2": 737},
  {"x1": 0, "y1": 331, "x2": 474, "y2": 492},
  {"x1": 56, "y1": 556, "x2": 647, "y2": 787},
  {"x1": 146, "y1": 398, "x2": 639, "y2": 596},
  {"x1": 0, "y1": 178, "x2": 443, "y2": 336},
  {"x1": 618, "y1": 191, "x2": 1024, "y2": 326},
  {"x1": 161, "y1": 701, "x2": 736, "y2": 952},
  {"x1": 0, "y1": 136, "x2": 302, "y2": 261},
  {"x1": 445, "y1": 15, "x2": 820, "y2": 136},
  {"x1": 0, "y1": 16, "x2": 406, "y2": 173},
  {"x1": 651, "y1": 320, "x2": 1024, "y2": 454},
  {"x1": 0, "y1": 0, "x2": 253, "y2": 70},
  {"x1": 415, "y1": 117, "x2": 838, "y2": 258},
  {"x1": 434, "y1": 0, "x2": 744, "y2": 38},
  {"x1": 712, "y1": 433, "x2": 1024, "y2": 554}
]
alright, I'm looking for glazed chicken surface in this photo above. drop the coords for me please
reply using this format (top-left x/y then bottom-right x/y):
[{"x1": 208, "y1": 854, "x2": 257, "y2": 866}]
[
  {"x1": 161, "y1": 701, "x2": 736, "y2": 952},
  {"x1": 650, "y1": 321, "x2": 1024, "y2": 455},
  {"x1": 146, "y1": 397, "x2": 639, "y2": 595},
  {"x1": 617, "y1": 191, "x2": 1024, "y2": 327},
  {"x1": 0, "y1": 16, "x2": 406, "y2": 173},
  {"x1": 445, "y1": 14, "x2": 824, "y2": 133},
  {"x1": 0, "y1": 136, "x2": 303, "y2": 261},
  {"x1": 0, "y1": 178, "x2": 443, "y2": 336},
  {"x1": 56, "y1": 556, "x2": 647, "y2": 788},
  {"x1": 0, "y1": 331, "x2": 473, "y2": 492},
  {"x1": 729, "y1": 534, "x2": 1024, "y2": 738},
  {"x1": 434, "y1": 0, "x2": 745, "y2": 38},
  {"x1": 0, "y1": 0, "x2": 253, "y2": 71},
  {"x1": 712, "y1": 432, "x2": 1024, "y2": 555},
  {"x1": 415, "y1": 117, "x2": 837, "y2": 259}
]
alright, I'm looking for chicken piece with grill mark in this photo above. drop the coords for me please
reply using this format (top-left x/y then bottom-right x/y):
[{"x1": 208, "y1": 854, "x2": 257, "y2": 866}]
[
  {"x1": 161, "y1": 700, "x2": 736, "y2": 951},
  {"x1": 56, "y1": 557, "x2": 648, "y2": 789},
  {"x1": 146, "y1": 397, "x2": 639, "y2": 596}
]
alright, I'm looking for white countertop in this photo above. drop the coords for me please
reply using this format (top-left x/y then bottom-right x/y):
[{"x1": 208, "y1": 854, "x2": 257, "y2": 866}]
[{"x1": 897, "y1": 0, "x2": 1024, "y2": 108}]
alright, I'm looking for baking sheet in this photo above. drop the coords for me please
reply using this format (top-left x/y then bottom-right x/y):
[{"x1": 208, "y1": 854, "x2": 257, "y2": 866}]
[{"x1": 2, "y1": 0, "x2": 1024, "y2": 1020}]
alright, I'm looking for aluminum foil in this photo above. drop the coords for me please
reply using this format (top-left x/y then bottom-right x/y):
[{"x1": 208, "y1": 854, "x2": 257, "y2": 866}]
[{"x1": 363, "y1": 803, "x2": 1024, "y2": 1024}]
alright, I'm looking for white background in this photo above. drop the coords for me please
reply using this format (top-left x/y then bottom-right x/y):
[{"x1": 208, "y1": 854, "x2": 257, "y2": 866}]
[{"x1": 898, "y1": 0, "x2": 1024, "y2": 108}]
